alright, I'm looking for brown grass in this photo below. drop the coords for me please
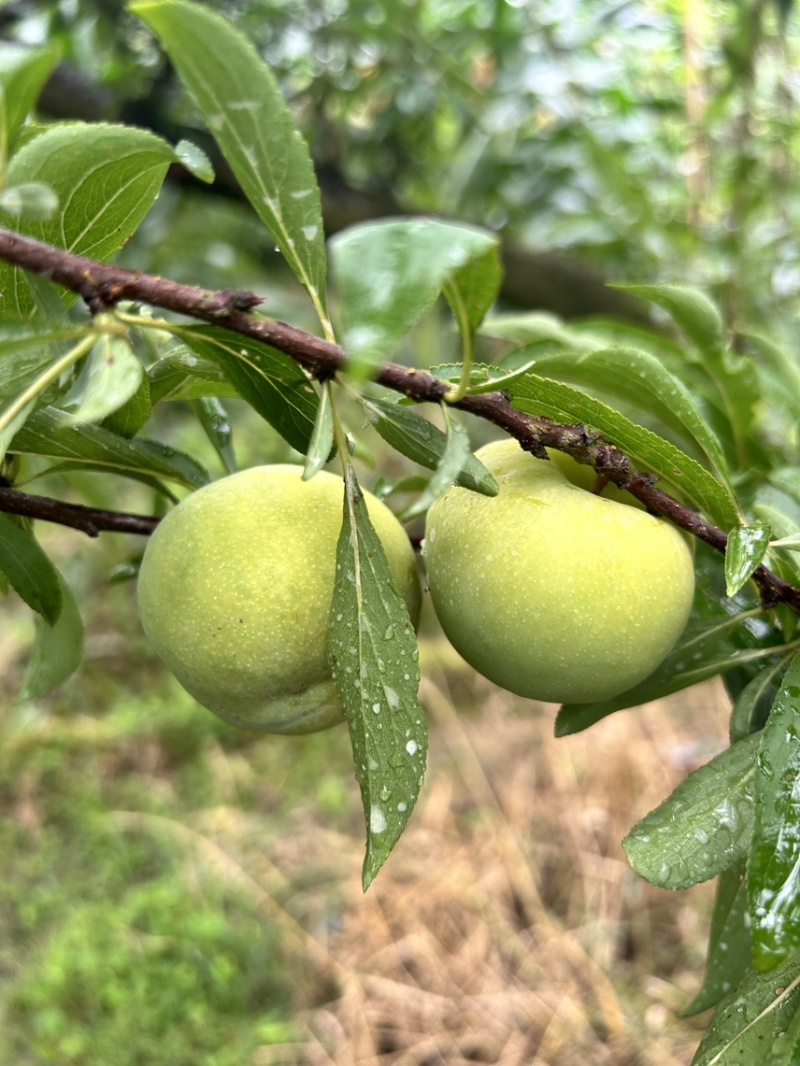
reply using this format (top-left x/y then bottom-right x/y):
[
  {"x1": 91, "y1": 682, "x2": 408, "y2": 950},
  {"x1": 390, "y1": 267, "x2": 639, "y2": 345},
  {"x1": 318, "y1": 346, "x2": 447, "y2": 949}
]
[{"x1": 153, "y1": 638, "x2": 729, "y2": 1066}]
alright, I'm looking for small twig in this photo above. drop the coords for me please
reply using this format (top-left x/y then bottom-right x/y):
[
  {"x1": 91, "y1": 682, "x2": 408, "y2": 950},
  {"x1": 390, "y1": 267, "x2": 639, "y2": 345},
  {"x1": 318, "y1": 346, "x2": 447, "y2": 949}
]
[{"x1": 0, "y1": 228, "x2": 799, "y2": 614}]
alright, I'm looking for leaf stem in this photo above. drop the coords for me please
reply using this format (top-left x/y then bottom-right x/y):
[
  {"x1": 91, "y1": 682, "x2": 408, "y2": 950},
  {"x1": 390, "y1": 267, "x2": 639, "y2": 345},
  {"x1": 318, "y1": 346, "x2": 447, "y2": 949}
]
[
  {"x1": 443, "y1": 281, "x2": 474, "y2": 404},
  {"x1": 0, "y1": 331, "x2": 95, "y2": 439}
]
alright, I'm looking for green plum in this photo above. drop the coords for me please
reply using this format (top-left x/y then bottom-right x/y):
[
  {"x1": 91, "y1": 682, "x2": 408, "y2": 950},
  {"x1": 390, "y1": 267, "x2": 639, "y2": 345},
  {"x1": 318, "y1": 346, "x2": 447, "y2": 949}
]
[
  {"x1": 423, "y1": 439, "x2": 695, "y2": 704},
  {"x1": 137, "y1": 465, "x2": 420, "y2": 733}
]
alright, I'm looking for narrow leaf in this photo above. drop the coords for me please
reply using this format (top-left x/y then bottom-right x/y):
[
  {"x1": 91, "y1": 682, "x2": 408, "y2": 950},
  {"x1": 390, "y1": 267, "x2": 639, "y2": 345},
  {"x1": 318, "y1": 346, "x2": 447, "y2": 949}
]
[
  {"x1": 331, "y1": 218, "x2": 500, "y2": 375},
  {"x1": 623, "y1": 733, "x2": 759, "y2": 891},
  {"x1": 20, "y1": 570, "x2": 84, "y2": 701},
  {"x1": 0, "y1": 514, "x2": 62, "y2": 623},
  {"x1": 749, "y1": 653, "x2": 800, "y2": 971},
  {"x1": 11, "y1": 406, "x2": 209, "y2": 489},
  {"x1": 133, "y1": 0, "x2": 329, "y2": 330},
  {"x1": 303, "y1": 380, "x2": 334, "y2": 480},
  {"x1": 401, "y1": 406, "x2": 471, "y2": 520},
  {"x1": 329, "y1": 466, "x2": 428, "y2": 890},
  {"x1": 193, "y1": 396, "x2": 236, "y2": 474},
  {"x1": 443, "y1": 242, "x2": 503, "y2": 333},
  {"x1": 364, "y1": 397, "x2": 498, "y2": 497},
  {"x1": 557, "y1": 607, "x2": 785, "y2": 737},
  {"x1": 174, "y1": 139, "x2": 214, "y2": 183},
  {"x1": 506, "y1": 371, "x2": 740, "y2": 530},
  {"x1": 730, "y1": 658, "x2": 793, "y2": 743},
  {"x1": 617, "y1": 283, "x2": 725, "y2": 356},
  {"x1": 173, "y1": 325, "x2": 319, "y2": 454},
  {"x1": 691, "y1": 955, "x2": 800, "y2": 1066},
  {"x1": 684, "y1": 865, "x2": 752, "y2": 1016},
  {"x1": 726, "y1": 522, "x2": 772, "y2": 597}
]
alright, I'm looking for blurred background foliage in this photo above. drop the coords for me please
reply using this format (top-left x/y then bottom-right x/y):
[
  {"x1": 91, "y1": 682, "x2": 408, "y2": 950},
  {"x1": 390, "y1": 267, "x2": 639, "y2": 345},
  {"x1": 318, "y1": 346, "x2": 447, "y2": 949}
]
[
  {"x1": 5, "y1": 0, "x2": 800, "y2": 330},
  {"x1": 2, "y1": 1, "x2": 800, "y2": 1062}
]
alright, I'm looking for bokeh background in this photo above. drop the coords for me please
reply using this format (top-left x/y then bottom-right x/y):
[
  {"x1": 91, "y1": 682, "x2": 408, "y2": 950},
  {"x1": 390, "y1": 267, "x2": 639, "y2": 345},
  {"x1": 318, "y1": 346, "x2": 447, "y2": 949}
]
[{"x1": 2, "y1": 1, "x2": 798, "y2": 1062}]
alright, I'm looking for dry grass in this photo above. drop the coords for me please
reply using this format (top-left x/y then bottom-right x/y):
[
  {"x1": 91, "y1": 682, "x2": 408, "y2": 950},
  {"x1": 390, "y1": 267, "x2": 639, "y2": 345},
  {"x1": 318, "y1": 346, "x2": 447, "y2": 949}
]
[{"x1": 153, "y1": 638, "x2": 730, "y2": 1066}]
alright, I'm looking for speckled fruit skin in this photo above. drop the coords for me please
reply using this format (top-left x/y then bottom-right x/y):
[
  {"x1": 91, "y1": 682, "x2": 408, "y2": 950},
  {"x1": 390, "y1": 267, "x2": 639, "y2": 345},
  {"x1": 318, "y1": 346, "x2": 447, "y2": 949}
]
[
  {"x1": 423, "y1": 439, "x2": 695, "y2": 704},
  {"x1": 137, "y1": 465, "x2": 421, "y2": 734}
]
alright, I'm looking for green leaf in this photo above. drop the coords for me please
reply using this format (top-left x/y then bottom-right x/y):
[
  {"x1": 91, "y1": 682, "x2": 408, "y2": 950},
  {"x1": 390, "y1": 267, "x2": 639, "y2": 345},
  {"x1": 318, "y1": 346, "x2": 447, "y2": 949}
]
[
  {"x1": 684, "y1": 865, "x2": 752, "y2": 1016},
  {"x1": 730, "y1": 658, "x2": 793, "y2": 743},
  {"x1": 20, "y1": 569, "x2": 84, "y2": 701},
  {"x1": 0, "y1": 514, "x2": 62, "y2": 623},
  {"x1": 330, "y1": 218, "x2": 500, "y2": 375},
  {"x1": 510, "y1": 345, "x2": 733, "y2": 482},
  {"x1": 67, "y1": 335, "x2": 144, "y2": 426},
  {"x1": 0, "y1": 182, "x2": 58, "y2": 221},
  {"x1": 0, "y1": 323, "x2": 87, "y2": 408},
  {"x1": 617, "y1": 283, "x2": 725, "y2": 357},
  {"x1": 766, "y1": 1000, "x2": 800, "y2": 1065},
  {"x1": 506, "y1": 371, "x2": 740, "y2": 530},
  {"x1": 1, "y1": 123, "x2": 175, "y2": 316},
  {"x1": 147, "y1": 352, "x2": 236, "y2": 404},
  {"x1": 172, "y1": 325, "x2": 319, "y2": 455},
  {"x1": 11, "y1": 406, "x2": 209, "y2": 489},
  {"x1": 302, "y1": 380, "x2": 334, "y2": 481},
  {"x1": 623, "y1": 732, "x2": 759, "y2": 891},
  {"x1": 442, "y1": 241, "x2": 503, "y2": 334},
  {"x1": 363, "y1": 397, "x2": 498, "y2": 497},
  {"x1": 749, "y1": 654, "x2": 800, "y2": 971},
  {"x1": 690, "y1": 954, "x2": 800, "y2": 1066},
  {"x1": 556, "y1": 606, "x2": 785, "y2": 737},
  {"x1": 102, "y1": 375, "x2": 153, "y2": 439},
  {"x1": 0, "y1": 43, "x2": 59, "y2": 150},
  {"x1": 400, "y1": 405, "x2": 471, "y2": 520},
  {"x1": 328, "y1": 466, "x2": 427, "y2": 890},
  {"x1": 192, "y1": 396, "x2": 236, "y2": 474},
  {"x1": 174, "y1": 138, "x2": 214, "y2": 183},
  {"x1": 133, "y1": 0, "x2": 330, "y2": 332},
  {"x1": 726, "y1": 522, "x2": 772, "y2": 597}
]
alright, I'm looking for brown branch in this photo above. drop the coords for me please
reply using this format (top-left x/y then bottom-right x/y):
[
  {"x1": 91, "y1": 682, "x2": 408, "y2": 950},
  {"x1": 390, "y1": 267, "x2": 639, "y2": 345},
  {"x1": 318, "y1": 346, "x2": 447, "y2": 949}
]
[
  {"x1": 0, "y1": 227, "x2": 799, "y2": 614},
  {"x1": 0, "y1": 486, "x2": 160, "y2": 537}
]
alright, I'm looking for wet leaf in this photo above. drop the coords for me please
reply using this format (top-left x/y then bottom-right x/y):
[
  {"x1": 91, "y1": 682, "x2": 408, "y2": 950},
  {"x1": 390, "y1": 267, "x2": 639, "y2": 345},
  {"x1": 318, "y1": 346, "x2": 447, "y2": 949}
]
[
  {"x1": 684, "y1": 865, "x2": 752, "y2": 1016},
  {"x1": 0, "y1": 514, "x2": 62, "y2": 623},
  {"x1": 726, "y1": 522, "x2": 771, "y2": 597}
]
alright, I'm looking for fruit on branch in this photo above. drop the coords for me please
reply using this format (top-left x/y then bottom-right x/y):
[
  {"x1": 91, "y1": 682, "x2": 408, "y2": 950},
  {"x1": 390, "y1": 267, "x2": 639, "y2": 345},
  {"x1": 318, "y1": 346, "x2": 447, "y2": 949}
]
[
  {"x1": 137, "y1": 465, "x2": 421, "y2": 733},
  {"x1": 423, "y1": 439, "x2": 695, "y2": 704}
]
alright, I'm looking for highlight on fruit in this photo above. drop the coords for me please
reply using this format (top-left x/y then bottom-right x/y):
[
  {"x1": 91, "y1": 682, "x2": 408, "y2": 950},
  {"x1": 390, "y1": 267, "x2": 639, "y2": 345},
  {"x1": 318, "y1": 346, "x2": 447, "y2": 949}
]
[
  {"x1": 137, "y1": 464, "x2": 421, "y2": 734},
  {"x1": 423, "y1": 439, "x2": 695, "y2": 705}
]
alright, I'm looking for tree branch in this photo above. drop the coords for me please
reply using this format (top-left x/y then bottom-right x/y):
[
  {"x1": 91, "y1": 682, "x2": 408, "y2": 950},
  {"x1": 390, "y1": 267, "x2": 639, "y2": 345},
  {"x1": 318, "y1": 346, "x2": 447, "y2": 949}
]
[
  {"x1": 0, "y1": 486, "x2": 159, "y2": 537},
  {"x1": 0, "y1": 227, "x2": 798, "y2": 614}
]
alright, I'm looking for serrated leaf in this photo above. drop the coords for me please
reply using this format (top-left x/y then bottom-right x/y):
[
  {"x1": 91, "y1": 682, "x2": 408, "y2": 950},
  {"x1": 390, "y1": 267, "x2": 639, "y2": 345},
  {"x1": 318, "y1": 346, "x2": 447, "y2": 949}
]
[
  {"x1": 192, "y1": 396, "x2": 236, "y2": 474},
  {"x1": 11, "y1": 406, "x2": 209, "y2": 489},
  {"x1": 0, "y1": 43, "x2": 59, "y2": 150},
  {"x1": 0, "y1": 513, "x2": 62, "y2": 623},
  {"x1": 726, "y1": 522, "x2": 772, "y2": 597},
  {"x1": 133, "y1": 0, "x2": 329, "y2": 331},
  {"x1": 511, "y1": 345, "x2": 733, "y2": 482},
  {"x1": 429, "y1": 359, "x2": 538, "y2": 395},
  {"x1": 330, "y1": 218, "x2": 500, "y2": 376},
  {"x1": 172, "y1": 325, "x2": 319, "y2": 454},
  {"x1": 328, "y1": 466, "x2": 427, "y2": 890},
  {"x1": 20, "y1": 569, "x2": 84, "y2": 701},
  {"x1": 174, "y1": 138, "x2": 214, "y2": 183},
  {"x1": 67, "y1": 335, "x2": 144, "y2": 426},
  {"x1": 556, "y1": 606, "x2": 785, "y2": 737},
  {"x1": 505, "y1": 371, "x2": 740, "y2": 530},
  {"x1": 684, "y1": 865, "x2": 752, "y2": 1016},
  {"x1": 730, "y1": 657, "x2": 793, "y2": 743},
  {"x1": 749, "y1": 654, "x2": 800, "y2": 971},
  {"x1": 0, "y1": 123, "x2": 175, "y2": 316},
  {"x1": 623, "y1": 733, "x2": 759, "y2": 891},
  {"x1": 364, "y1": 397, "x2": 497, "y2": 497},
  {"x1": 690, "y1": 954, "x2": 800, "y2": 1066},
  {"x1": 618, "y1": 283, "x2": 726, "y2": 356},
  {"x1": 302, "y1": 380, "x2": 334, "y2": 480}
]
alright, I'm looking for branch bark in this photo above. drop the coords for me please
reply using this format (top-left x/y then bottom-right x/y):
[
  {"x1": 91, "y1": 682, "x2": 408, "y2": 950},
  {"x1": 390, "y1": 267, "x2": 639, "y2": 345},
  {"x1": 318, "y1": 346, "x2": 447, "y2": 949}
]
[{"x1": 0, "y1": 226, "x2": 798, "y2": 614}]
